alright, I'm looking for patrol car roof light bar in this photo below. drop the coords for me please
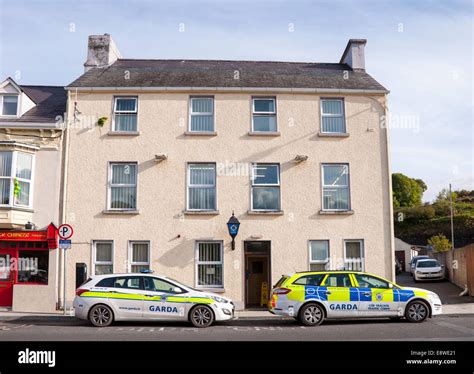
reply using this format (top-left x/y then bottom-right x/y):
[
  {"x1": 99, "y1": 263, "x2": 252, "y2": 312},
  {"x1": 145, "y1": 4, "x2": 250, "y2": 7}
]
[{"x1": 226, "y1": 211, "x2": 240, "y2": 250}]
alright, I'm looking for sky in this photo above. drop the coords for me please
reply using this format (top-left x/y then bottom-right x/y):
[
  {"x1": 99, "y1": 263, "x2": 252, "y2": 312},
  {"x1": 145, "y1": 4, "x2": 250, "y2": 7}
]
[{"x1": 0, "y1": 0, "x2": 472, "y2": 201}]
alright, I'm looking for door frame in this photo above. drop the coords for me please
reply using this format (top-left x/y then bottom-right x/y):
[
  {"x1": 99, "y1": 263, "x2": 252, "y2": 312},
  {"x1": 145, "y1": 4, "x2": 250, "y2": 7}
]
[
  {"x1": 0, "y1": 247, "x2": 17, "y2": 307},
  {"x1": 244, "y1": 241, "x2": 271, "y2": 308}
]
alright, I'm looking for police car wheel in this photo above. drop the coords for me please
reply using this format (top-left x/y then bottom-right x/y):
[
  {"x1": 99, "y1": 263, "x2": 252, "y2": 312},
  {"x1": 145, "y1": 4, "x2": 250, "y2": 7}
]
[
  {"x1": 405, "y1": 301, "x2": 429, "y2": 323},
  {"x1": 190, "y1": 305, "x2": 214, "y2": 328},
  {"x1": 299, "y1": 303, "x2": 324, "y2": 326},
  {"x1": 89, "y1": 304, "x2": 114, "y2": 327}
]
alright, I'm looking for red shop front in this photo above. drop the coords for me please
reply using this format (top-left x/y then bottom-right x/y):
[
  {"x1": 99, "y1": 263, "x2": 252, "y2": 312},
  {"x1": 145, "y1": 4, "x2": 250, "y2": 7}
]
[{"x1": 0, "y1": 223, "x2": 58, "y2": 307}]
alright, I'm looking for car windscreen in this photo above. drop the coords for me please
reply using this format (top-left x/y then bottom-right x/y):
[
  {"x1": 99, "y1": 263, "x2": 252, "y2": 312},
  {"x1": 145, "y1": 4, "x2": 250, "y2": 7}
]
[{"x1": 417, "y1": 260, "x2": 440, "y2": 268}]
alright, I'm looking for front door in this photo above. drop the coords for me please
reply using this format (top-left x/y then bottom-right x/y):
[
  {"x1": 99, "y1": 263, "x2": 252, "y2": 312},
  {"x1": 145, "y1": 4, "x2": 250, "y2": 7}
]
[
  {"x1": 395, "y1": 251, "x2": 405, "y2": 272},
  {"x1": 0, "y1": 249, "x2": 15, "y2": 307},
  {"x1": 244, "y1": 241, "x2": 271, "y2": 309}
]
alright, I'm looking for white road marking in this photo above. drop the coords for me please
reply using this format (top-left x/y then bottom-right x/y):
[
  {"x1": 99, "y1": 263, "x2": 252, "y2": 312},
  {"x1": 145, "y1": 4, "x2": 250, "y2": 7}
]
[{"x1": 434, "y1": 320, "x2": 474, "y2": 335}]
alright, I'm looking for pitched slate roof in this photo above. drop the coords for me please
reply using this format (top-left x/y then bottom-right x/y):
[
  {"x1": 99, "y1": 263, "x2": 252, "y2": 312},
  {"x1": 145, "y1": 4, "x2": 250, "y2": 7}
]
[
  {"x1": 1, "y1": 85, "x2": 67, "y2": 123},
  {"x1": 67, "y1": 59, "x2": 387, "y2": 92}
]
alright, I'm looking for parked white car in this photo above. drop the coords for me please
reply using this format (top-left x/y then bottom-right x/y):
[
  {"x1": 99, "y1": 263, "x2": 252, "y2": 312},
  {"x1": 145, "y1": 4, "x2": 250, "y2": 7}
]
[
  {"x1": 73, "y1": 273, "x2": 234, "y2": 327},
  {"x1": 410, "y1": 255, "x2": 429, "y2": 274},
  {"x1": 413, "y1": 259, "x2": 445, "y2": 282}
]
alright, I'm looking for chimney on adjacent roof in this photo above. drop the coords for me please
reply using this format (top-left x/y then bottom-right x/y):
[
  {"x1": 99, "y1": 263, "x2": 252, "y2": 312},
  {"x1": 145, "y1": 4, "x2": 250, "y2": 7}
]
[
  {"x1": 84, "y1": 34, "x2": 122, "y2": 72},
  {"x1": 340, "y1": 39, "x2": 366, "y2": 71}
]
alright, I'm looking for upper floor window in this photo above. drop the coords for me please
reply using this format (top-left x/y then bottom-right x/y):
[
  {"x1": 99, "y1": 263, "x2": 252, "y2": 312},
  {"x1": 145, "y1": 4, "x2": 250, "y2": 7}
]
[
  {"x1": 113, "y1": 97, "x2": 138, "y2": 132},
  {"x1": 322, "y1": 164, "x2": 350, "y2": 211},
  {"x1": 187, "y1": 163, "x2": 216, "y2": 211},
  {"x1": 252, "y1": 97, "x2": 277, "y2": 132},
  {"x1": 320, "y1": 98, "x2": 345, "y2": 133},
  {"x1": 0, "y1": 151, "x2": 34, "y2": 208},
  {"x1": 251, "y1": 163, "x2": 281, "y2": 211},
  {"x1": 108, "y1": 162, "x2": 137, "y2": 211},
  {"x1": 189, "y1": 97, "x2": 214, "y2": 132},
  {"x1": 1, "y1": 95, "x2": 19, "y2": 116}
]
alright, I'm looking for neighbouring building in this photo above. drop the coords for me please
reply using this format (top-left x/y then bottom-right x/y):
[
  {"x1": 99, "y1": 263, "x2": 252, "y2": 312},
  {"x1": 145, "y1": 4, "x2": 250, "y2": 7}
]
[
  {"x1": 0, "y1": 78, "x2": 65, "y2": 312},
  {"x1": 61, "y1": 34, "x2": 394, "y2": 310},
  {"x1": 394, "y1": 237, "x2": 416, "y2": 272}
]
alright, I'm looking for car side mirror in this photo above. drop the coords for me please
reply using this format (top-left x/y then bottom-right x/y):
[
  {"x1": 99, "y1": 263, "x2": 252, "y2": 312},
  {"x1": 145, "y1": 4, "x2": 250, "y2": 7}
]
[
  {"x1": 441, "y1": 265, "x2": 445, "y2": 268},
  {"x1": 388, "y1": 283, "x2": 393, "y2": 289},
  {"x1": 173, "y1": 287, "x2": 183, "y2": 293}
]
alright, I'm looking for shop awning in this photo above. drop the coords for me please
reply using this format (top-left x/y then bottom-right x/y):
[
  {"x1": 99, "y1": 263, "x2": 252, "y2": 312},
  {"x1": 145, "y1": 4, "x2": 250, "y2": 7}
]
[{"x1": 0, "y1": 223, "x2": 58, "y2": 249}]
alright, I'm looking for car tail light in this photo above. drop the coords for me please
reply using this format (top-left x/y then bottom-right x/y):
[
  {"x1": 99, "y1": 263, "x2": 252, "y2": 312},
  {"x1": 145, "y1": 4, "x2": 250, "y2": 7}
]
[
  {"x1": 76, "y1": 289, "x2": 89, "y2": 296},
  {"x1": 272, "y1": 287, "x2": 291, "y2": 295}
]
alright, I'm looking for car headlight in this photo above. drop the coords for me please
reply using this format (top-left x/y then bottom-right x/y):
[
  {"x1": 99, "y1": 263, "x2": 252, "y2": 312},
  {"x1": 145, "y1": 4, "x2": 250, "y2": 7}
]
[
  {"x1": 427, "y1": 292, "x2": 441, "y2": 302},
  {"x1": 416, "y1": 271, "x2": 423, "y2": 274},
  {"x1": 209, "y1": 296, "x2": 228, "y2": 303}
]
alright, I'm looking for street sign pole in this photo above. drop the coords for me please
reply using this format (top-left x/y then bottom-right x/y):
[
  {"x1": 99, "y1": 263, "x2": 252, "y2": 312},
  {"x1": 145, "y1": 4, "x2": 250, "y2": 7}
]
[
  {"x1": 58, "y1": 224, "x2": 74, "y2": 316},
  {"x1": 63, "y1": 247, "x2": 67, "y2": 315}
]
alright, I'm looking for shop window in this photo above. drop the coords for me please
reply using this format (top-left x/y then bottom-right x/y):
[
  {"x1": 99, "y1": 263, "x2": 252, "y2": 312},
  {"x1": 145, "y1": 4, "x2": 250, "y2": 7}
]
[{"x1": 17, "y1": 250, "x2": 49, "y2": 284}]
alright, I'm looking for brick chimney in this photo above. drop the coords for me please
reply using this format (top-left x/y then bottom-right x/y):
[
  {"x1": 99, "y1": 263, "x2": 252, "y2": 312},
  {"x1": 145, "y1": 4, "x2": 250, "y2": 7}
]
[
  {"x1": 340, "y1": 39, "x2": 366, "y2": 71},
  {"x1": 84, "y1": 34, "x2": 122, "y2": 72}
]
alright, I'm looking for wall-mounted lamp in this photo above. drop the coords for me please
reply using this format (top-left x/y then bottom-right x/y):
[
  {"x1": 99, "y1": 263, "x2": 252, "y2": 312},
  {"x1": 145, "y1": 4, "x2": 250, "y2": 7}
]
[
  {"x1": 226, "y1": 211, "x2": 240, "y2": 250},
  {"x1": 155, "y1": 153, "x2": 168, "y2": 162},
  {"x1": 294, "y1": 154, "x2": 308, "y2": 163}
]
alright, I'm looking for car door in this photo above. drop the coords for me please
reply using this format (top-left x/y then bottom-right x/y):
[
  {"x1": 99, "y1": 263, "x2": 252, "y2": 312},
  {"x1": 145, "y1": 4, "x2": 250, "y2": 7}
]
[
  {"x1": 141, "y1": 277, "x2": 188, "y2": 320},
  {"x1": 353, "y1": 273, "x2": 400, "y2": 317},
  {"x1": 104, "y1": 276, "x2": 145, "y2": 319},
  {"x1": 320, "y1": 273, "x2": 359, "y2": 317}
]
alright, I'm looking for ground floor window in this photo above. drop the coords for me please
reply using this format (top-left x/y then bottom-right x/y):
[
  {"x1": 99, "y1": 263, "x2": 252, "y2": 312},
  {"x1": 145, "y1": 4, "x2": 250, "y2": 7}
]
[
  {"x1": 196, "y1": 241, "x2": 223, "y2": 288},
  {"x1": 16, "y1": 250, "x2": 49, "y2": 284},
  {"x1": 344, "y1": 239, "x2": 364, "y2": 271},
  {"x1": 129, "y1": 241, "x2": 150, "y2": 273},
  {"x1": 309, "y1": 240, "x2": 330, "y2": 271},
  {"x1": 93, "y1": 241, "x2": 114, "y2": 275}
]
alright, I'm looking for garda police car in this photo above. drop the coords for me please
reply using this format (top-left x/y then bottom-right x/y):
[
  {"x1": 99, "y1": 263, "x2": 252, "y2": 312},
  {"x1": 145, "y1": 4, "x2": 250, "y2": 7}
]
[
  {"x1": 73, "y1": 273, "x2": 234, "y2": 327},
  {"x1": 269, "y1": 271, "x2": 442, "y2": 326}
]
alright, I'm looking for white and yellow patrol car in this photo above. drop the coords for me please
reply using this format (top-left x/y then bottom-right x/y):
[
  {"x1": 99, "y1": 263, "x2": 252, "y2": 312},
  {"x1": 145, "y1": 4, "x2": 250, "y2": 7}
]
[
  {"x1": 269, "y1": 271, "x2": 442, "y2": 326},
  {"x1": 73, "y1": 273, "x2": 234, "y2": 328}
]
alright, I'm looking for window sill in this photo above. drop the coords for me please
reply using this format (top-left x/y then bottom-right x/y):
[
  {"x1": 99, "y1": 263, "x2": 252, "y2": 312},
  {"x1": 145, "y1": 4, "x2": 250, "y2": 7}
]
[
  {"x1": 107, "y1": 131, "x2": 141, "y2": 136},
  {"x1": 247, "y1": 210, "x2": 284, "y2": 215},
  {"x1": 318, "y1": 132, "x2": 350, "y2": 138},
  {"x1": 102, "y1": 210, "x2": 140, "y2": 215},
  {"x1": 0, "y1": 206, "x2": 34, "y2": 213},
  {"x1": 184, "y1": 131, "x2": 217, "y2": 136},
  {"x1": 196, "y1": 288, "x2": 225, "y2": 293},
  {"x1": 248, "y1": 131, "x2": 281, "y2": 137},
  {"x1": 184, "y1": 210, "x2": 220, "y2": 215},
  {"x1": 319, "y1": 210, "x2": 354, "y2": 215}
]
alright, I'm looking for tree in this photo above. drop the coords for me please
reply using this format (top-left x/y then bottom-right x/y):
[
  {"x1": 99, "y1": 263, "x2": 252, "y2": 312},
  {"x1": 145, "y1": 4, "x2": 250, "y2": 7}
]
[
  {"x1": 415, "y1": 179, "x2": 427, "y2": 192},
  {"x1": 392, "y1": 173, "x2": 425, "y2": 207},
  {"x1": 428, "y1": 234, "x2": 452, "y2": 252},
  {"x1": 436, "y1": 188, "x2": 457, "y2": 202}
]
